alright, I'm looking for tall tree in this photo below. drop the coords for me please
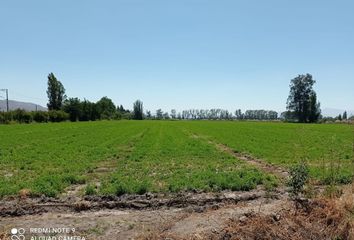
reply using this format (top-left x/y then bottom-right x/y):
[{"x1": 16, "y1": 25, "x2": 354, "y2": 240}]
[
  {"x1": 81, "y1": 99, "x2": 99, "y2": 121},
  {"x1": 63, "y1": 97, "x2": 82, "y2": 122},
  {"x1": 132, "y1": 100, "x2": 143, "y2": 120},
  {"x1": 47, "y1": 73, "x2": 66, "y2": 110},
  {"x1": 343, "y1": 111, "x2": 347, "y2": 120},
  {"x1": 156, "y1": 109, "x2": 163, "y2": 120},
  {"x1": 146, "y1": 110, "x2": 152, "y2": 119},
  {"x1": 286, "y1": 74, "x2": 320, "y2": 123},
  {"x1": 308, "y1": 92, "x2": 321, "y2": 123},
  {"x1": 170, "y1": 109, "x2": 177, "y2": 119}
]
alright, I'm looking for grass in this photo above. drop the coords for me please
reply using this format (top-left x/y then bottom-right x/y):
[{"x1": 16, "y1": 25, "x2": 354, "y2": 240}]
[
  {"x1": 0, "y1": 121, "x2": 147, "y2": 197},
  {"x1": 0, "y1": 120, "x2": 352, "y2": 197},
  {"x1": 183, "y1": 121, "x2": 353, "y2": 184},
  {"x1": 99, "y1": 122, "x2": 266, "y2": 195}
]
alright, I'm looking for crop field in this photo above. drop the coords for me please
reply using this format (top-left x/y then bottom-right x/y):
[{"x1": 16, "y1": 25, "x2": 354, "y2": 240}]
[
  {"x1": 0, "y1": 121, "x2": 352, "y2": 198},
  {"x1": 184, "y1": 121, "x2": 354, "y2": 183}
]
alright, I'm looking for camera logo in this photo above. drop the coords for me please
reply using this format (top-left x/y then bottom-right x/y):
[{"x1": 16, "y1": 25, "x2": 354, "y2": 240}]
[{"x1": 10, "y1": 228, "x2": 25, "y2": 240}]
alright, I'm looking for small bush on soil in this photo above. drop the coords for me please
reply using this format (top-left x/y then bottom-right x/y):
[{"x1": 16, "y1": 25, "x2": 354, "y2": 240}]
[
  {"x1": 85, "y1": 184, "x2": 97, "y2": 195},
  {"x1": 288, "y1": 161, "x2": 309, "y2": 197}
]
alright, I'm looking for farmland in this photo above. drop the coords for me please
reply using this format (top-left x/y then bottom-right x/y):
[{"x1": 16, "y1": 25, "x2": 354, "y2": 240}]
[{"x1": 0, "y1": 121, "x2": 352, "y2": 198}]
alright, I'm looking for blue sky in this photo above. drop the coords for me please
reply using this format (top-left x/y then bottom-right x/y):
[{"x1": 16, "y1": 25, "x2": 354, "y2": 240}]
[{"x1": 0, "y1": 0, "x2": 353, "y2": 113}]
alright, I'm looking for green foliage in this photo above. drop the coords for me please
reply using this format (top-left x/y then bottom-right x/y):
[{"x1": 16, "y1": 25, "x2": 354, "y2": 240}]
[
  {"x1": 183, "y1": 121, "x2": 353, "y2": 182},
  {"x1": 308, "y1": 92, "x2": 321, "y2": 123},
  {"x1": 156, "y1": 109, "x2": 163, "y2": 119},
  {"x1": 63, "y1": 97, "x2": 82, "y2": 121},
  {"x1": 342, "y1": 111, "x2": 347, "y2": 120},
  {"x1": 12, "y1": 109, "x2": 32, "y2": 123},
  {"x1": 287, "y1": 161, "x2": 309, "y2": 197},
  {"x1": 286, "y1": 73, "x2": 321, "y2": 123},
  {"x1": 47, "y1": 72, "x2": 66, "y2": 110},
  {"x1": 132, "y1": 100, "x2": 144, "y2": 120},
  {"x1": 96, "y1": 97, "x2": 116, "y2": 119},
  {"x1": 33, "y1": 111, "x2": 49, "y2": 123},
  {"x1": 81, "y1": 99, "x2": 100, "y2": 121},
  {"x1": 48, "y1": 110, "x2": 69, "y2": 122},
  {"x1": 85, "y1": 184, "x2": 97, "y2": 195},
  {"x1": 0, "y1": 121, "x2": 351, "y2": 197}
]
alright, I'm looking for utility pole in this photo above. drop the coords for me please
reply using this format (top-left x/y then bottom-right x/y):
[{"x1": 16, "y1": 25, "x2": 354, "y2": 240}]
[{"x1": 0, "y1": 89, "x2": 8, "y2": 112}]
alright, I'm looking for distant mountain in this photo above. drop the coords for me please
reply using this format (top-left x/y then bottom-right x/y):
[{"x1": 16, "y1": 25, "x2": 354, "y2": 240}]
[
  {"x1": 0, "y1": 100, "x2": 47, "y2": 112},
  {"x1": 321, "y1": 108, "x2": 354, "y2": 117}
]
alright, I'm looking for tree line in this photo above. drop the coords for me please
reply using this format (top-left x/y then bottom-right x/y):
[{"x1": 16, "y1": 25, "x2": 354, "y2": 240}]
[
  {"x1": 47, "y1": 73, "x2": 134, "y2": 121},
  {"x1": 143, "y1": 109, "x2": 278, "y2": 120},
  {"x1": 1, "y1": 72, "x2": 352, "y2": 124}
]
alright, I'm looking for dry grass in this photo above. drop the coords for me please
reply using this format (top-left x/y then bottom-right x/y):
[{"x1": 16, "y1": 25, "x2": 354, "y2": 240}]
[
  {"x1": 139, "y1": 185, "x2": 354, "y2": 240},
  {"x1": 217, "y1": 198, "x2": 351, "y2": 240},
  {"x1": 215, "y1": 184, "x2": 354, "y2": 240}
]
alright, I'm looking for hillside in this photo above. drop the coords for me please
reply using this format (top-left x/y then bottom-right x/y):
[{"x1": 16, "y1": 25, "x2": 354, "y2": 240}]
[{"x1": 0, "y1": 100, "x2": 46, "y2": 112}]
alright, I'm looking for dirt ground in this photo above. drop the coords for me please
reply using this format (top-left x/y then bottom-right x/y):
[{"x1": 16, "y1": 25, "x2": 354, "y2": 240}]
[
  {"x1": 1, "y1": 188, "x2": 352, "y2": 240},
  {"x1": 0, "y1": 189, "x2": 290, "y2": 240}
]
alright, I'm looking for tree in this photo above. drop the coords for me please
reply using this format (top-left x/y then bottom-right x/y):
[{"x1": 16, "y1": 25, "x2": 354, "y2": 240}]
[
  {"x1": 308, "y1": 92, "x2": 321, "y2": 123},
  {"x1": 343, "y1": 111, "x2": 347, "y2": 120},
  {"x1": 133, "y1": 100, "x2": 143, "y2": 120},
  {"x1": 146, "y1": 111, "x2": 152, "y2": 119},
  {"x1": 81, "y1": 99, "x2": 99, "y2": 121},
  {"x1": 118, "y1": 105, "x2": 126, "y2": 113},
  {"x1": 235, "y1": 109, "x2": 243, "y2": 120},
  {"x1": 338, "y1": 114, "x2": 342, "y2": 121},
  {"x1": 156, "y1": 109, "x2": 163, "y2": 120},
  {"x1": 63, "y1": 97, "x2": 82, "y2": 122},
  {"x1": 96, "y1": 97, "x2": 116, "y2": 119},
  {"x1": 47, "y1": 73, "x2": 66, "y2": 110},
  {"x1": 286, "y1": 74, "x2": 321, "y2": 123},
  {"x1": 170, "y1": 109, "x2": 177, "y2": 119},
  {"x1": 163, "y1": 112, "x2": 170, "y2": 119}
]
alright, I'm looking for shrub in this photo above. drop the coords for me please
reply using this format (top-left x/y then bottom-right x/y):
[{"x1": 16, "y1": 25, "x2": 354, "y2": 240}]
[
  {"x1": 288, "y1": 161, "x2": 309, "y2": 197},
  {"x1": 12, "y1": 109, "x2": 33, "y2": 123},
  {"x1": 85, "y1": 184, "x2": 97, "y2": 195},
  {"x1": 115, "y1": 183, "x2": 129, "y2": 196},
  {"x1": 0, "y1": 112, "x2": 5, "y2": 124},
  {"x1": 33, "y1": 111, "x2": 49, "y2": 123},
  {"x1": 48, "y1": 110, "x2": 69, "y2": 122}
]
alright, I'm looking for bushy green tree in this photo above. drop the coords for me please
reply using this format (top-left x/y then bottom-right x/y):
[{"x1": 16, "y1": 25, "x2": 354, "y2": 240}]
[
  {"x1": 47, "y1": 73, "x2": 66, "y2": 110},
  {"x1": 170, "y1": 109, "x2": 177, "y2": 119},
  {"x1": 33, "y1": 111, "x2": 49, "y2": 123},
  {"x1": 12, "y1": 109, "x2": 32, "y2": 123},
  {"x1": 63, "y1": 98, "x2": 82, "y2": 122},
  {"x1": 286, "y1": 74, "x2": 321, "y2": 123},
  {"x1": 146, "y1": 111, "x2": 152, "y2": 119},
  {"x1": 96, "y1": 97, "x2": 116, "y2": 119},
  {"x1": 156, "y1": 109, "x2": 163, "y2": 120},
  {"x1": 81, "y1": 99, "x2": 99, "y2": 121},
  {"x1": 48, "y1": 110, "x2": 69, "y2": 122}
]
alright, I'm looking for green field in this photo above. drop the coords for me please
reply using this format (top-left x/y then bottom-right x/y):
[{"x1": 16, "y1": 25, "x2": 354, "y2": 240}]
[{"x1": 0, "y1": 121, "x2": 352, "y2": 197}]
